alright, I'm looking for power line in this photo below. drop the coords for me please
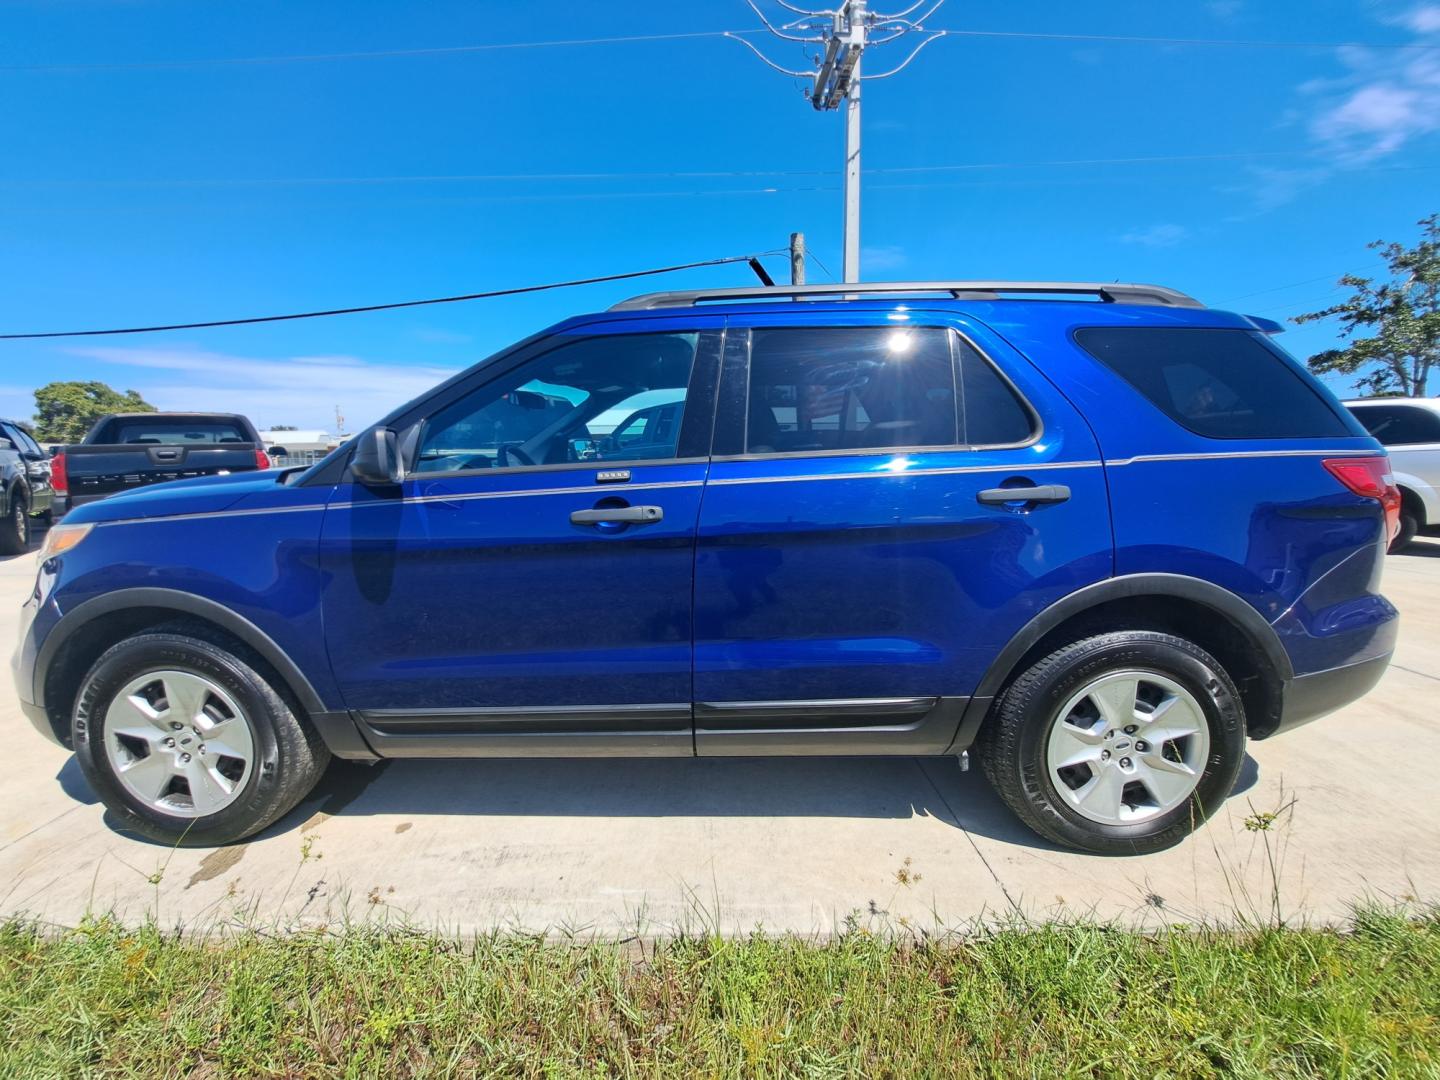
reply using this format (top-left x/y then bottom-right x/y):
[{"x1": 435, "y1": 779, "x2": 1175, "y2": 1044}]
[
  {"x1": 5, "y1": 24, "x2": 1436, "y2": 73},
  {"x1": 0, "y1": 30, "x2": 769, "y2": 73},
  {"x1": 0, "y1": 151, "x2": 1314, "y2": 189},
  {"x1": 0, "y1": 253, "x2": 783, "y2": 340}
]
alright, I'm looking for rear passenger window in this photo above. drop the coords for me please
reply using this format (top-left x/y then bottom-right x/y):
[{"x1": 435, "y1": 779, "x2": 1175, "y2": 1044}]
[
  {"x1": 746, "y1": 328, "x2": 957, "y2": 453},
  {"x1": 956, "y1": 339, "x2": 1035, "y2": 445},
  {"x1": 1075, "y1": 327, "x2": 1350, "y2": 439},
  {"x1": 1349, "y1": 404, "x2": 1440, "y2": 446}
]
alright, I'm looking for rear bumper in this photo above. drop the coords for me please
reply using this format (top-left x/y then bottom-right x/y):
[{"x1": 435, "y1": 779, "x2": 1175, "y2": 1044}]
[{"x1": 1272, "y1": 651, "x2": 1392, "y2": 737}]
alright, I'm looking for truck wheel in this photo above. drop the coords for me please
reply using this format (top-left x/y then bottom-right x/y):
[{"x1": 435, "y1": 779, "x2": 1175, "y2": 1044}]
[
  {"x1": 0, "y1": 493, "x2": 29, "y2": 554},
  {"x1": 976, "y1": 631, "x2": 1245, "y2": 855},
  {"x1": 72, "y1": 629, "x2": 331, "y2": 846}
]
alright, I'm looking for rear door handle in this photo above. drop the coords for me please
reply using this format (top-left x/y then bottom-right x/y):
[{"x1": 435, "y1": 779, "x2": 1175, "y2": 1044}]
[
  {"x1": 570, "y1": 505, "x2": 664, "y2": 525},
  {"x1": 976, "y1": 484, "x2": 1071, "y2": 506}
]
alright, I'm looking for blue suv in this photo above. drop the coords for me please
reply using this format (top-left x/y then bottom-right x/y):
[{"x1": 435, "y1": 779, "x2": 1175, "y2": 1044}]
[{"x1": 14, "y1": 282, "x2": 1400, "y2": 853}]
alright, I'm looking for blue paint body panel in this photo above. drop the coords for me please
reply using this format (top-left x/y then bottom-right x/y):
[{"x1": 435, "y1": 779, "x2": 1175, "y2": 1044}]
[{"x1": 14, "y1": 292, "x2": 1398, "y2": 759}]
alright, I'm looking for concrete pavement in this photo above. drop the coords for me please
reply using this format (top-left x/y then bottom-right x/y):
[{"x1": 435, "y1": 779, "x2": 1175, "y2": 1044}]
[{"x1": 3, "y1": 528, "x2": 1438, "y2": 935}]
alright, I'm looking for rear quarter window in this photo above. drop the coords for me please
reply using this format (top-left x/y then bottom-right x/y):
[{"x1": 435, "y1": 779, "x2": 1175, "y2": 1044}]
[{"x1": 1074, "y1": 327, "x2": 1352, "y2": 439}]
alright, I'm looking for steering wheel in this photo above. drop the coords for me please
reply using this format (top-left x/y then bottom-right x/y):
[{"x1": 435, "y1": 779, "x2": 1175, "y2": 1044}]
[{"x1": 497, "y1": 443, "x2": 536, "y2": 468}]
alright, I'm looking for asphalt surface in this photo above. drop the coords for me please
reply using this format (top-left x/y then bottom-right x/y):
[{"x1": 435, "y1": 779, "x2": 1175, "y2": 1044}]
[{"x1": 3, "y1": 525, "x2": 1438, "y2": 935}]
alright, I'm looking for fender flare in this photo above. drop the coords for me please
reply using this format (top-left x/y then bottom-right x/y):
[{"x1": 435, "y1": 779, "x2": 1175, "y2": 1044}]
[
  {"x1": 947, "y1": 573, "x2": 1292, "y2": 753},
  {"x1": 36, "y1": 587, "x2": 329, "y2": 716}
]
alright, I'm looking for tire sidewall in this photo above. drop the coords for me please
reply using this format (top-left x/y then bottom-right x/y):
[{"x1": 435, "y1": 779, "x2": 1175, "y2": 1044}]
[
  {"x1": 1014, "y1": 636, "x2": 1245, "y2": 850},
  {"x1": 73, "y1": 634, "x2": 287, "y2": 843}
]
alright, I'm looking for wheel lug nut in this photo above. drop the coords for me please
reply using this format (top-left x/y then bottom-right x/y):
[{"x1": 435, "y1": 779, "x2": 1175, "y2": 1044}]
[
  {"x1": 1124, "y1": 725, "x2": 1138, "y2": 735},
  {"x1": 1101, "y1": 749, "x2": 1111, "y2": 760},
  {"x1": 163, "y1": 737, "x2": 175, "y2": 747},
  {"x1": 179, "y1": 753, "x2": 191, "y2": 764},
  {"x1": 1135, "y1": 740, "x2": 1148, "y2": 752},
  {"x1": 1119, "y1": 757, "x2": 1132, "y2": 768},
  {"x1": 169, "y1": 722, "x2": 183, "y2": 730}
]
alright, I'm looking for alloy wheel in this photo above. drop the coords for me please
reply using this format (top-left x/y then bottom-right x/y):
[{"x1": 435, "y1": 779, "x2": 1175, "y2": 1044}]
[
  {"x1": 104, "y1": 669, "x2": 255, "y2": 817},
  {"x1": 1045, "y1": 670, "x2": 1210, "y2": 825}
]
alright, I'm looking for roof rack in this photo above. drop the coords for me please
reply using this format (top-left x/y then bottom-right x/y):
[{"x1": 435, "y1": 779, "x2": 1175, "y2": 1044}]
[{"x1": 609, "y1": 280, "x2": 1205, "y2": 311}]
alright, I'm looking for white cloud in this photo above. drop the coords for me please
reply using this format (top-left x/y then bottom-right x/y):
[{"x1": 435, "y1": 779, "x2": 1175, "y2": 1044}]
[
  {"x1": 1119, "y1": 223, "x2": 1189, "y2": 248},
  {"x1": 1310, "y1": 56, "x2": 1440, "y2": 161},
  {"x1": 63, "y1": 346, "x2": 457, "y2": 432},
  {"x1": 1394, "y1": 4, "x2": 1440, "y2": 33}
]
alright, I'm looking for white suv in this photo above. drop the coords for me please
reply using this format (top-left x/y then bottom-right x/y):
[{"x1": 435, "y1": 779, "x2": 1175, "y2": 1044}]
[{"x1": 1344, "y1": 397, "x2": 1440, "y2": 551}]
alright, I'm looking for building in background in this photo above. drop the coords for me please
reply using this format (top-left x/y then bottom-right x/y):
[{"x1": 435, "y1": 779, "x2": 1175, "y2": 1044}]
[{"x1": 256, "y1": 430, "x2": 346, "y2": 467}]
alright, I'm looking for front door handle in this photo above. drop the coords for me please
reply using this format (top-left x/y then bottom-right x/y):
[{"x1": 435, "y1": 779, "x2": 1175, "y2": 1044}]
[
  {"x1": 570, "y1": 505, "x2": 664, "y2": 525},
  {"x1": 976, "y1": 484, "x2": 1071, "y2": 506}
]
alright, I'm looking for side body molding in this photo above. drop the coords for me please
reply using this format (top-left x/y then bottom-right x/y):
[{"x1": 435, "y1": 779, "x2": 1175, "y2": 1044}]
[
  {"x1": 36, "y1": 587, "x2": 376, "y2": 760},
  {"x1": 945, "y1": 573, "x2": 1295, "y2": 754}
]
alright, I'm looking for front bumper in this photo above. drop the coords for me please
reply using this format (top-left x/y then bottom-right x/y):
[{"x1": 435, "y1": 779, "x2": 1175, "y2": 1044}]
[{"x1": 12, "y1": 560, "x2": 66, "y2": 747}]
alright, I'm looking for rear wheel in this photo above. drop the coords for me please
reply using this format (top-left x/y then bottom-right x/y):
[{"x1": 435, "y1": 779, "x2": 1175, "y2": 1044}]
[
  {"x1": 73, "y1": 629, "x2": 330, "y2": 846},
  {"x1": 977, "y1": 631, "x2": 1246, "y2": 855},
  {"x1": 0, "y1": 493, "x2": 29, "y2": 555}
]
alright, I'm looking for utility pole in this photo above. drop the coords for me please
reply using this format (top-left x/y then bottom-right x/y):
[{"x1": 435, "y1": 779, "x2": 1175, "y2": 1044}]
[
  {"x1": 730, "y1": 1, "x2": 950, "y2": 284},
  {"x1": 789, "y1": 232, "x2": 806, "y2": 285}
]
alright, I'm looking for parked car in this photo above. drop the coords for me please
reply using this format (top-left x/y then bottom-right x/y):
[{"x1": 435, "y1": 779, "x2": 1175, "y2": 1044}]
[
  {"x1": 0, "y1": 419, "x2": 55, "y2": 554},
  {"x1": 51, "y1": 412, "x2": 270, "y2": 510},
  {"x1": 15, "y1": 281, "x2": 1400, "y2": 853},
  {"x1": 1343, "y1": 397, "x2": 1440, "y2": 551}
]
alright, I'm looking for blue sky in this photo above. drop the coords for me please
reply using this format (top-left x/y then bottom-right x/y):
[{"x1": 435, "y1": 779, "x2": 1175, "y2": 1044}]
[{"x1": 1, "y1": 0, "x2": 1438, "y2": 431}]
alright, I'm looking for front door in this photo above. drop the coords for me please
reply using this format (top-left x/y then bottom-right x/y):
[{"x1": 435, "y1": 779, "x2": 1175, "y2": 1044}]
[
  {"x1": 692, "y1": 312, "x2": 1113, "y2": 755},
  {"x1": 319, "y1": 322, "x2": 722, "y2": 756}
]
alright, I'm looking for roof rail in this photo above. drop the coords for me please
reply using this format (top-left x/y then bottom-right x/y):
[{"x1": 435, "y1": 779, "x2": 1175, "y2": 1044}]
[{"x1": 609, "y1": 280, "x2": 1205, "y2": 311}]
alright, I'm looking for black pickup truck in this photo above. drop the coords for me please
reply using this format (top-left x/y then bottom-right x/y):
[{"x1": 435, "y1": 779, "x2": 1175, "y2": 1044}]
[{"x1": 54, "y1": 412, "x2": 271, "y2": 509}]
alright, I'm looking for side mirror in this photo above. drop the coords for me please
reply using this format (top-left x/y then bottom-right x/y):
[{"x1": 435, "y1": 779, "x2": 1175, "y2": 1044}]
[{"x1": 350, "y1": 427, "x2": 404, "y2": 486}]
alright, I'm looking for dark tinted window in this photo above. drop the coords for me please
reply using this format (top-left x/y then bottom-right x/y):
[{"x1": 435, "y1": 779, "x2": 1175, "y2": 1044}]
[
  {"x1": 957, "y1": 339, "x2": 1035, "y2": 445},
  {"x1": 0, "y1": 425, "x2": 17, "y2": 452},
  {"x1": 1348, "y1": 404, "x2": 1440, "y2": 446},
  {"x1": 1075, "y1": 328, "x2": 1350, "y2": 439},
  {"x1": 746, "y1": 327, "x2": 956, "y2": 453},
  {"x1": 96, "y1": 417, "x2": 252, "y2": 444},
  {"x1": 415, "y1": 332, "x2": 697, "y2": 473}
]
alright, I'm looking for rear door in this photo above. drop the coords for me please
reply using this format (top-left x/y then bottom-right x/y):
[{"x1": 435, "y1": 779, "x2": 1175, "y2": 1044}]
[{"x1": 692, "y1": 310, "x2": 1113, "y2": 755}]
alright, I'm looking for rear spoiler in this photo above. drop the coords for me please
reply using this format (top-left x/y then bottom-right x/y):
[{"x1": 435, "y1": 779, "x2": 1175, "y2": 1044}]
[{"x1": 1245, "y1": 315, "x2": 1286, "y2": 334}]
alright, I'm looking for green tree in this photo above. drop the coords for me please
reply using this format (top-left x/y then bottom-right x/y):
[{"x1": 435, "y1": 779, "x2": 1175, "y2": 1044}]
[
  {"x1": 1295, "y1": 213, "x2": 1440, "y2": 397},
  {"x1": 33, "y1": 381, "x2": 156, "y2": 443}
]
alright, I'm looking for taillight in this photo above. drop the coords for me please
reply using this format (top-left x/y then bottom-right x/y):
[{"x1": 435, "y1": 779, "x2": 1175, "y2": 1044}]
[
  {"x1": 1323, "y1": 456, "x2": 1401, "y2": 541},
  {"x1": 50, "y1": 451, "x2": 67, "y2": 495},
  {"x1": 255, "y1": 448, "x2": 271, "y2": 469}
]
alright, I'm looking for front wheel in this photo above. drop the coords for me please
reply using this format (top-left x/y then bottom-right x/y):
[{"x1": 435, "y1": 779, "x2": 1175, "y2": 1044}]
[
  {"x1": 73, "y1": 629, "x2": 331, "y2": 846},
  {"x1": 977, "y1": 631, "x2": 1245, "y2": 855}
]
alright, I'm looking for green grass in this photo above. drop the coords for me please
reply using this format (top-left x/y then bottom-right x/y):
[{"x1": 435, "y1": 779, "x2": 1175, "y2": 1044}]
[{"x1": 2, "y1": 910, "x2": 1438, "y2": 1078}]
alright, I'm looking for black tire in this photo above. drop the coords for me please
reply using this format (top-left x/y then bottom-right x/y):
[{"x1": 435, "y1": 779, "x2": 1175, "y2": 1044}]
[
  {"x1": 1389, "y1": 509, "x2": 1419, "y2": 553},
  {"x1": 0, "y1": 492, "x2": 28, "y2": 555},
  {"x1": 72, "y1": 628, "x2": 331, "y2": 846},
  {"x1": 976, "y1": 631, "x2": 1246, "y2": 855}
]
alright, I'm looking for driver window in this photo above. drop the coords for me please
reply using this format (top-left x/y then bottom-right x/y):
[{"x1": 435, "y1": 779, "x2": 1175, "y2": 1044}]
[{"x1": 414, "y1": 332, "x2": 698, "y2": 474}]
